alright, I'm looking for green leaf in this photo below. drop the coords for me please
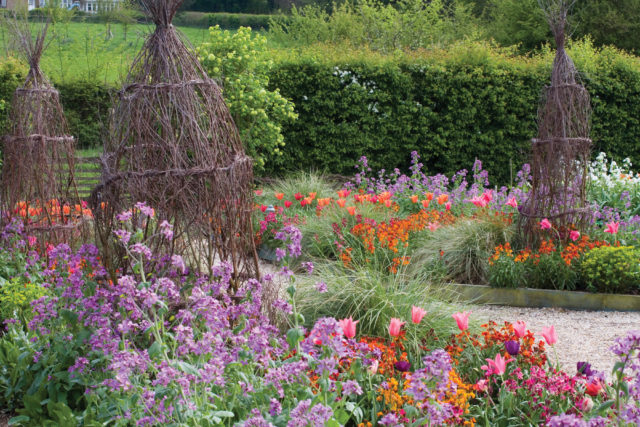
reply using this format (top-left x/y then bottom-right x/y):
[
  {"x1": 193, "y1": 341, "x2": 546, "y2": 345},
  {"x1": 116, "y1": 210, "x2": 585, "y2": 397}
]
[
  {"x1": 594, "y1": 400, "x2": 614, "y2": 414},
  {"x1": 148, "y1": 341, "x2": 163, "y2": 358},
  {"x1": 8, "y1": 415, "x2": 30, "y2": 425},
  {"x1": 286, "y1": 327, "x2": 304, "y2": 349}
]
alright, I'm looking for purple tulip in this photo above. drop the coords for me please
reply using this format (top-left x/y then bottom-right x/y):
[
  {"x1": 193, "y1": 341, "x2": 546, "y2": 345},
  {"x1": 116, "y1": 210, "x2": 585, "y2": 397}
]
[
  {"x1": 577, "y1": 361, "x2": 594, "y2": 377},
  {"x1": 505, "y1": 340, "x2": 520, "y2": 356},
  {"x1": 394, "y1": 361, "x2": 411, "y2": 372}
]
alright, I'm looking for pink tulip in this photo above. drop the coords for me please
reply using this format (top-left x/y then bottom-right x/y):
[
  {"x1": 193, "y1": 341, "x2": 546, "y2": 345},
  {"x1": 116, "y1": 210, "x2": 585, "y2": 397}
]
[
  {"x1": 569, "y1": 230, "x2": 580, "y2": 241},
  {"x1": 428, "y1": 222, "x2": 439, "y2": 232},
  {"x1": 452, "y1": 311, "x2": 471, "y2": 331},
  {"x1": 485, "y1": 353, "x2": 510, "y2": 375},
  {"x1": 388, "y1": 318, "x2": 405, "y2": 337},
  {"x1": 468, "y1": 196, "x2": 488, "y2": 208},
  {"x1": 411, "y1": 306, "x2": 427, "y2": 324},
  {"x1": 604, "y1": 221, "x2": 619, "y2": 234},
  {"x1": 338, "y1": 317, "x2": 359, "y2": 339},
  {"x1": 540, "y1": 218, "x2": 552, "y2": 230},
  {"x1": 541, "y1": 325, "x2": 557, "y2": 345},
  {"x1": 513, "y1": 320, "x2": 526, "y2": 338},
  {"x1": 445, "y1": 202, "x2": 451, "y2": 211},
  {"x1": 481, "y1": 190, "x2": 493, "y2": 203},
  {"x1": 505, "y1": 197, "x2": 518, "y2": 209}
]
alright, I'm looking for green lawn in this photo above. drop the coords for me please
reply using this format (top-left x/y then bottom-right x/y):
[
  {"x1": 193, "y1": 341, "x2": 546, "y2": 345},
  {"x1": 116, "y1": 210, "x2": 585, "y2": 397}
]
[{"x1": 0, "y1": 21, "x2": 213, "y2": 84}]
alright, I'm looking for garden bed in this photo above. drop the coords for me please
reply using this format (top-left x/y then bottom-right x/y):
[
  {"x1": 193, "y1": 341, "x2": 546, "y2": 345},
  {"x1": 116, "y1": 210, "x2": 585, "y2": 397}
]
[{"x1": 444, "y1": 283, "x2": 640, "y2": 312}]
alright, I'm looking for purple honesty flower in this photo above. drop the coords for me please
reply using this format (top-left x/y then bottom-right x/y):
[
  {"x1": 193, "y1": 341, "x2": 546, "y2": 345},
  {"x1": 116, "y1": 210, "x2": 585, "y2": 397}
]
[
  {"x1": 315, "y1": 281, "x2": 327, "y2": 293},
  {"x1": 342, "y1": 379, "x2": 363, "y2": 396},
  {"x1": 135, "y1": 202, "x2": 155, "y2": 218},
  {"x1": 69, "y1": 357, "x2": 89, "y2": 374},
  {"x1": 378, "y1": 413, "x2": 401, "y2": 427},
  {"x1": 116, "y1": 210, "x2": 133, "y2": 222},
  {"x1": 505, "y1": 340, "x2": 520, "y2": 356},
  {"x1": 301, "y1": 261, "x2": 314, "y2": 275},
  {"x1": 269, "y1": 398, "x2": 282, "y2": 416},
  {"x1": 170, "y1": 255, "x2": 186, "y2": 273},
  {"x1": 159, "y1": 220, "x2": 173, "y2": 240},
  {"x1": 275, "y1": 247, "x2": 286, "y2": 261},
  {"x1": 114, "y1": 229, "x2": 132, "y2": 245},
  {"x1": 130, "y1": 243, "x2": 152, "y2": 260}
]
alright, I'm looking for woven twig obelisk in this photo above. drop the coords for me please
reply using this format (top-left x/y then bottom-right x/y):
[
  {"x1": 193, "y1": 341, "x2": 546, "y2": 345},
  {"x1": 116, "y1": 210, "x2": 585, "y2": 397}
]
[
  {"x1": 521, "y1": 0, "x2": 591, "y2": 242},
  {"x1": 91, "y1": 0, "x2": 259, "y2": 287},
  {"x1": 1, "y1": 18, "x2": 82, "y2": 244}
]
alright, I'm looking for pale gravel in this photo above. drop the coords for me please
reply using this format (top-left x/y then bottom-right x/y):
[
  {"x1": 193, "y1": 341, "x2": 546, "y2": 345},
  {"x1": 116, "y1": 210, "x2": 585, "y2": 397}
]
[{"x1": 471, "y1": 305, "x2": 640, "y2": 378}]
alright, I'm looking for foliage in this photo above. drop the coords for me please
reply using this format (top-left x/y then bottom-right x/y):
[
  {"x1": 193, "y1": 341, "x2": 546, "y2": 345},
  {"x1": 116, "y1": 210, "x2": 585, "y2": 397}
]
[
  {"x1": 175, "y1": 11, "x2": 273, "y2": 30},
  {"x1": 0, "y1": 56, "x2": 27, "y2": 133},
  {"x1": 580, "y1": 246, "x2": 640, "y2": 294},
  {"x1": 268, "y1": 0, "x2": 478, "y2": 52},
  {"x1": 482, "y1": 0, "x2": 550, "y2": 51},
  {"x1": 0, "y1": 278, "x2": 49, "y2": 327},
  {"x1": 264, "y1": 39, "x2": 640, "y2": 183},
  {"x1": 197, "y1": 26, "x2": 297, "y2": 170},
  {"x1": 588, "y1": 152, "x2": 640, "y2": 219}
]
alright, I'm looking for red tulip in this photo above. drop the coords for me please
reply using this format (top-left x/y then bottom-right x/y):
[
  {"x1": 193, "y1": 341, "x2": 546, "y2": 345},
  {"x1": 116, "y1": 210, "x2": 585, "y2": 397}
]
[{"x1": 284, "y1": 200, "x2": 292, "y2": 208}]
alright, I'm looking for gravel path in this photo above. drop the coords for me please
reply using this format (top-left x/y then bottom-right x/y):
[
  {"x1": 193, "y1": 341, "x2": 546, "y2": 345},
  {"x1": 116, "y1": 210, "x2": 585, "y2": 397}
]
[{"x1": 472, "y1": 305, "x2": 640, "y2": 378}]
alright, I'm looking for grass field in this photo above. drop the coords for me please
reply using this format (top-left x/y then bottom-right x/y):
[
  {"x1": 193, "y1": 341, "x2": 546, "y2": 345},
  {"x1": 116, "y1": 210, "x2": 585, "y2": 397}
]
[{"x1": 0, "y1": 21, "x2": 213, "y2": 84}]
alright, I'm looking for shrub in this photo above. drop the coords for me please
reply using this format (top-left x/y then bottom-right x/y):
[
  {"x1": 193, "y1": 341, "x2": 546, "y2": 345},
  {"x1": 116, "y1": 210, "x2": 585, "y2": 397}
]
[
  {"x1": 197, "y1": 26, "x2": 297, "y2": 171},
  {"x1": 174, "y1": 12, "x2": 272, "y2": 30},
  {"x1": 580, "y1": 246, "x2": 640, "y2": 294},
  {"x1": 0, "y1": 57, "x2": 27, "y2": 133},
  {"x1": 0, "y1": 278, "x2": 49, "y2": 327}
]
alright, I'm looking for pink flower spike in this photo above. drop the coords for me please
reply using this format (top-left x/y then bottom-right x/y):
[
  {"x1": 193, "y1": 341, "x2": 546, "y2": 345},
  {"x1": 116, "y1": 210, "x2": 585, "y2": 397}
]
[
  {"x1": 411, "y1": 306, "x2": 427, "y2": 324},
  {"x1": 485, "y1": 353, "x2": 510, "y2": 376},
  {"x1": 452, "y1": 311, "x2": 471, "y2": 331},
  {"x1": 388, "y1": 318, "x2": 405, "y2": 337},
  {"x1": 338, "y1": 317, "x2": 359, "y2": 339},
  {"x1": 505, "y1": 197, "x2": 518, "y2": 209},
  {"x1": 540, "y1": 218, "x2": 552, "y2": 230},
  {"x1": 569, "y1": 230, "x2": 580, "y2": 241},
  {"x1": 513, "y1": 321, "x2": 526, "y2": 338},
  {"x1": 541, "y1": 325, "x2": 557, "y2": 345},
  {"x1": 604, "y1": 221, "x2": 619, "y2": 234}
]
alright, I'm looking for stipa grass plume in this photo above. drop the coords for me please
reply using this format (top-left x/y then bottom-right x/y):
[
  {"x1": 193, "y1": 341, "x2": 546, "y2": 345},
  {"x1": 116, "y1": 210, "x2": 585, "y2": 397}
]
[
  {"x1": 91, "y1": 0, "x2": 258, "y2": 286},
  {"x1": 0, "y1": 14, "x2": 84, "y2": 247}
]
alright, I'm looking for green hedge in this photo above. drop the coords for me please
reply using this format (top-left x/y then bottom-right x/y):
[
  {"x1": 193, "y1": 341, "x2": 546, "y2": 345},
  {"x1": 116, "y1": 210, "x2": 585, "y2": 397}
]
[
  {"x1": 265, "y1": 43, "x2": 640, "y2": 183},
  {"x1": 3, "y1": 41, "x2": 640, "y2": 183},
  {"x1": 174, "y1": 12, "x2": 272, "y2": 30}
]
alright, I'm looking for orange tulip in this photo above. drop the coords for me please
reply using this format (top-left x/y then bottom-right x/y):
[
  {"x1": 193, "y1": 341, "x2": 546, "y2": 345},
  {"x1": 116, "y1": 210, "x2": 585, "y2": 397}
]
[
  {"x1": 437, "y1": 194, "x2": 448, "y2": 205},
  {"x1": 384, "y1": 200, "x2": 392, "y2": 208},
  {"x1": 63, "y1": 205, "x2": 71, "y2": 216},
  {"x1": 410, "y1": 195, "x2": 418, "y2": 204},
  {"x1": 425, "y1": 192, "x2": 434, "y2": 201},
  {"x1": 337, "y1": 198, "x2": 346, "y2": 207},
  {"x1": 421, "y1": 199, "x2": 430, "y2": 209},
  {"x1": 346, "y1": 206, "x2": 356, "y2": 216},
  {"x1": 275, "y1": 192, "x2": 284, "y2": 200},
  {"x1": 308, "y1": 192, "x2": 317, "y2": 200}
]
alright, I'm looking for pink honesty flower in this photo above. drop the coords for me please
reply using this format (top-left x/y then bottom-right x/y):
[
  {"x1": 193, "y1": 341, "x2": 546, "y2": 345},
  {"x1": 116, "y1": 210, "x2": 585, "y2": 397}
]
[
  {"x1": 569, "y1": 230, "x2": 580, "y2": 241},
  {"x1": 541, "y1": 325, "x2": 557, "y2": 345},
  {"x1": 388, "y1": 318, "x2": 405, "y2": 337},
  {"x1": 411, "y1": 306, "x2": 427, "y2": 324},
  {"x1": 513, "y1": 320, "x2": 527, "y2": 338},
  {"x1": 505, "y1": 197, "x2": 518, "y2": 209},
  {"x1": 338, "y1": 317, "x2": 359, "y2": 339},
  {"x1": 604, "y1": 221, "x2": 619, "y2": 234},
  {"x1": 540, "y1": 218, "x2": 552, "y2": 230},
  {"x1": 485, "y1": 353, "x2": 510, "y2": 375},
  {"x1": 452, "y1": 311, "x2": 471, "y2": 331}
]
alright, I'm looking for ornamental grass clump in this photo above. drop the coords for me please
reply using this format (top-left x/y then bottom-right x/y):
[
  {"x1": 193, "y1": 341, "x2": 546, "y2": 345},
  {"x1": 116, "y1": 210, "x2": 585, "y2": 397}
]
[{"x1": 91, "y1": 0, "x2": 258, "y2": 286}]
